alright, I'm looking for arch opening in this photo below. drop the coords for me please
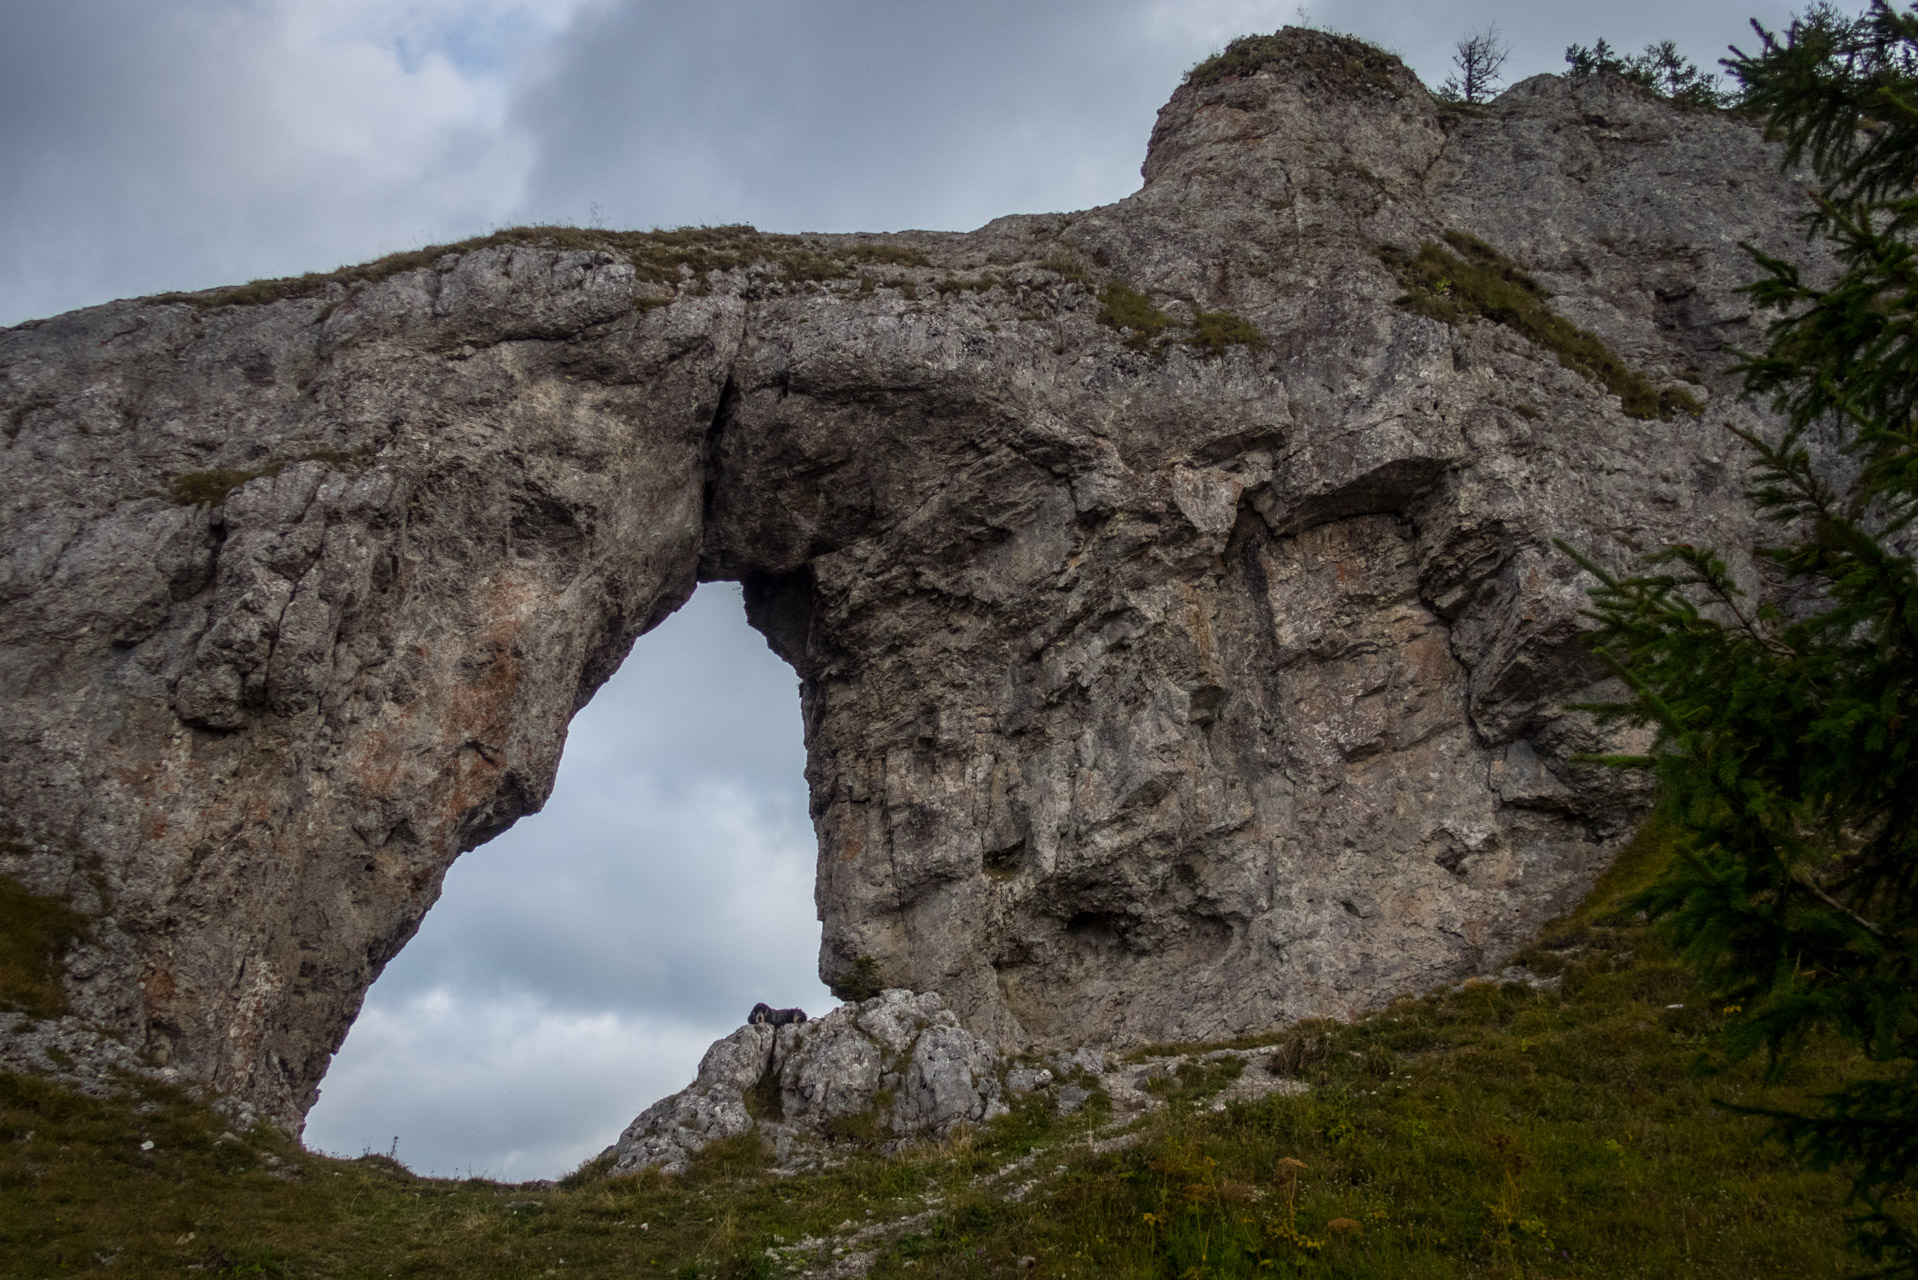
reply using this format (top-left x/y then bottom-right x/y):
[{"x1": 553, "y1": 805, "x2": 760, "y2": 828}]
[{"x1": 302, "y1": 583, "x2": 831, "y2": 1180}]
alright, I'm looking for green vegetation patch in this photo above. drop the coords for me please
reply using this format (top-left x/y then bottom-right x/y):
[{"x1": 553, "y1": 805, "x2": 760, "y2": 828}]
[
  {"x1": 0, "y1": 875, "x2": 89, "y2": 1020},
  {"x1": 167, "y1": 468, "x2": 261, "y2": 508},
  {"x1": 857, "y1": 836, "x2": 1860, "y2": 1279},
  {"x1": 832, "y1": 954, "x2": 887, "y2": 1002},
  {"x1": 742, "y1": 1067, "x2": 784, "y2": 1124},
  {"x1": 1187, "y1": 307, "x2": 1267, "y2": 358},
  {"x1": 1096, "y1": 282, "x2": 1174, "y2": 351},
  {"x1": 1098, "y1": 283, "x2": 1263, "y2": 359},
  {"x1": 1140, "y1": 1055, "x2": 1246, "y2": 1106},
  {"x1": 143, "y1": 225, "x2": 937, "y2": 314},
  {"x1": 1186, "y1": 28, "x2": 1405, "y2": 95},
  {"x1": 1383, "y1": 230, "x2": 1703, "y2": 420},
  {"x1": 821, "y1": 1090, "x2": 895, "y2": 1149},
  {"x1": 0, "y1": 1063, "x2": 1067, "y2": 1280},
  {"x1": 1037, "y1": 257, "x2": 1095, "y2": 286},
  {"x1": 934, "y1": 273, "x2": 1003, "y2": 297}
]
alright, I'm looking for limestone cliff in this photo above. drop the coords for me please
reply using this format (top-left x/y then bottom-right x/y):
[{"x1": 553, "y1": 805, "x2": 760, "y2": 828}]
[{"x1": 0, "y1": 31, "x2": 1812, "y2": 1131}]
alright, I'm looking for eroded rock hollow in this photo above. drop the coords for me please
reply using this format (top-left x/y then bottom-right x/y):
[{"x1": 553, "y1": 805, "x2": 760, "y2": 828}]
[{"x1": 0, "y1": 32, "x2": 1809, "y2": 1130}]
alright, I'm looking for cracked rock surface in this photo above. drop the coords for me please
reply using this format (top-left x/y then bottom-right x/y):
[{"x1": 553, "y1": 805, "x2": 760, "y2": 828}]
[
  {"x1": 612, "y1": 990, "x2": 1006, "y2": 1175},
  {"x1": 0, "y1": 29, "x2": 1815, "y2": 1131}
]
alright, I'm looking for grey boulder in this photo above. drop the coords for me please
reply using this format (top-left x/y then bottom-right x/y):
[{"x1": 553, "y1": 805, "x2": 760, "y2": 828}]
[{"x1": 611, "y1": 990, "x2": 1005, "y2": 1174}]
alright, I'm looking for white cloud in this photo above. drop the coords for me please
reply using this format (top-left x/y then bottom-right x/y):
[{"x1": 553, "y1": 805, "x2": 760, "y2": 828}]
[
  {"x1": 305, "y1": 584, "x2": 833, "y2": 1178},
  {"x1": 303, "y1": 987, "x2": 715, "y2": 1179},
  {"x1": 0, "y1": 0, "x2": 589, "y2": 324}
]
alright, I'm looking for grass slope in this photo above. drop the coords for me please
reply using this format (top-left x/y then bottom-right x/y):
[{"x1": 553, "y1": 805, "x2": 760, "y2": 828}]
[
  {"x1": 0, "y1": 829, "x2": 1869, "y2": 1278},
  {"x1": 1381, "y1": 231, "x2": 1703, "y2": 422}
]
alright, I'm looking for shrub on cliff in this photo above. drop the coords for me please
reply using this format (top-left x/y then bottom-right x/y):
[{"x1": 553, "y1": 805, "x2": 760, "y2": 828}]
[{"x1": 1570, "y1": 3, "x2": 1918, "y2": 1272}]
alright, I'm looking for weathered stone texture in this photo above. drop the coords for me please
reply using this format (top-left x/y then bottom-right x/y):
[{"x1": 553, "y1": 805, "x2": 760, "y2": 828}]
[
  {"x1": 612, "y1": 991, "x2": 1006, "y2": 1174},
  {"x1": 0, "y1": 31, "x2": 1818, "y2": 1130}
]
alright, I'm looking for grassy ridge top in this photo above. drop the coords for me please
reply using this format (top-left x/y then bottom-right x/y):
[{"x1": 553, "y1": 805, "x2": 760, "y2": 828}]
[
  {"x1": 139, "y1": 225, "x2": 934, "y2": 314},
  {"x1": 1185, "y1": 28, "x2": 1408, "y2": 95},
  {"x1": 0, "y1": 826, "x2": 1866, "y2": 1278}
]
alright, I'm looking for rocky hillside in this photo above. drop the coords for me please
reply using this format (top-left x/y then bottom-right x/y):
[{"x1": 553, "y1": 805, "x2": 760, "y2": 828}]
[
  {"x1": 0, "y1": 28, "x2": 1816, "y2": 1131},
  {"x1": 0, "y1": 854, "x2": 1865, "y2": 1278}
]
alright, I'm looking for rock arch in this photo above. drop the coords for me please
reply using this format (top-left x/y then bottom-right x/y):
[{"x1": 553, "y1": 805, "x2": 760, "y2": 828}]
[{"x1": 0, "y1": 32, "x2": 1809, "y2": 1129}]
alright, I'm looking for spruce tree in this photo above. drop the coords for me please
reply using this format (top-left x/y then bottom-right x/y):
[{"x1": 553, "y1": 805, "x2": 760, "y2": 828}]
[
  {"x1": 1564, "y1": 36, "x2": 1739, "y2": 106},
  {"x1": 1571, "y1": 3, "x2": 1918, "y2": 1270}
]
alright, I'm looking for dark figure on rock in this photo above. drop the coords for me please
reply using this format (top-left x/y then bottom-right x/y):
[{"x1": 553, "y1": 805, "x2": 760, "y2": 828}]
[{"x1": 748, "y1": 1002, "x2": 808, "y2": 1027}]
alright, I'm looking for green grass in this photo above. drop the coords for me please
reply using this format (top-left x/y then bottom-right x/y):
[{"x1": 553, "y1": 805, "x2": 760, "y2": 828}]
[
  {"x1": 1097, "y1": 283, "x2": 1175, "y2": 351},
  {"x1": 831, "y1": 956, "x2": 888, "y2": 1002},
  {"x1": 0, "y1": 1070, "x2": 1078, "y2": 1280},
  {"x1": 168, "y1": 468, "x2": 264, "y2": 507},
  {"x1": 140, "y1": 226, "x2": 935, "y2": 313},
  {"x1": 1096, "y1": 285, "x2": 1263, "y2": 358},
  {"x1": 1382, "y1": 231, "x2": 1703, "y2": 422},
  {"x1": 1037, "y1": 258, "x2": 1096, "y2": 287},
  {"x1": 1187, "y1": 308, "x2": 1266, "y2": 358},
  {"x1": 0, "y1": 824, "x2": 1870, "y2": 1277},
  {"x1": 933, "y1": 274, "x2": 1003, "y2": 297}
]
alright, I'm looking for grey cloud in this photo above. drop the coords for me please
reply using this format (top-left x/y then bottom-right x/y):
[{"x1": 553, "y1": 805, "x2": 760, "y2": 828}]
[
  {"x1": 304, "y1": 992, "x2": 716, "y2": 1178},
  {"x1": 353, "y1": 585, "x2": 826, "y2": 1021},
  {"x1": 508, "y1": 0, "x2": 1797, "y2": 239},
  {"x1": 508, "y1": 0, "x2": 1226, "y2": 233},
  {"x1": 0, "y1": 0, "x2": 549, "y2": 325},
  {"x1": 0, "y1": 0, "x2": 1797, "y2": 328},
  {"x1": 307, "y1": 584, "x2": 828, "y2": 1176}
]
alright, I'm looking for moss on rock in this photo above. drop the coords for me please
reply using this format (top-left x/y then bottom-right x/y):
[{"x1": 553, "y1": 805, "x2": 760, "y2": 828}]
[{"x1": 0, "y1": 876, "x2": 89, "y2": 1020}]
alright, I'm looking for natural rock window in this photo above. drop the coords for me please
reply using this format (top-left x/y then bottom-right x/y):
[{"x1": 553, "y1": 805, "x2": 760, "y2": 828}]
[{"x1": 302, "y1": 585, "x2": 827, "y2": 1179}]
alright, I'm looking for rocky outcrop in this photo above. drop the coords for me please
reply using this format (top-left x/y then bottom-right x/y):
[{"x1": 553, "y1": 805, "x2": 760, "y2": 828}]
[
  {"x1": 0, "y1": 29, "x2": 1817, "y2": 1130},
  {"x1": 612, "y1": 990, "x2": 1008, "y2": 1174},
  {"x1": 609, "y1": 987, "x2": 1325, "y2": 1175}
]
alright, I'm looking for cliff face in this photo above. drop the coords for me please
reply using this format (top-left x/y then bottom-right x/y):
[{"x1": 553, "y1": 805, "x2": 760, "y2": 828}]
[{"x1": 0, "y1": 30, "x2": 1813, "y2": 1130}]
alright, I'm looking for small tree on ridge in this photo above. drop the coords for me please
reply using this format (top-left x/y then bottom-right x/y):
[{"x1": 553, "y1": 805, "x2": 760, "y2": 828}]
[
  {"x1": 1439, "y1": 25, "x2": 1511, "y2": 103},
  {"x1": 1565, "y1": 35, "x2": 1739, "y2": 106}
]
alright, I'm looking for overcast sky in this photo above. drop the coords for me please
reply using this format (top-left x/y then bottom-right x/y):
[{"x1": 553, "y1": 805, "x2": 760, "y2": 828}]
[{"x1": 1, "y1": 0, "x2": 1808, "y2": 1179}]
